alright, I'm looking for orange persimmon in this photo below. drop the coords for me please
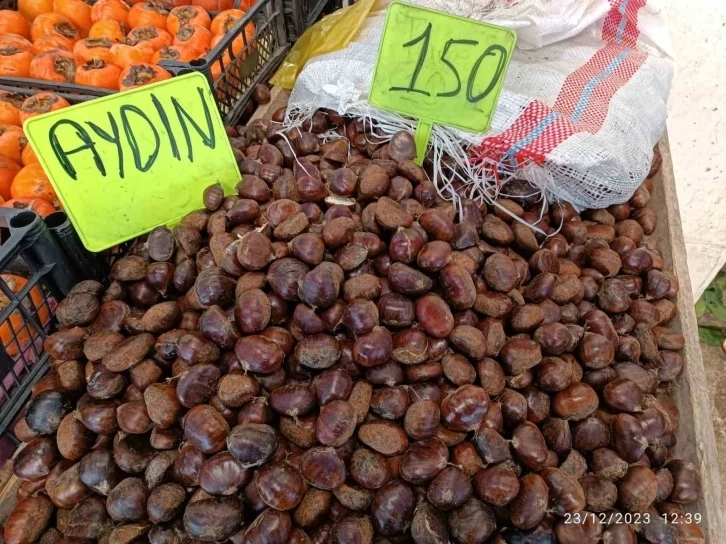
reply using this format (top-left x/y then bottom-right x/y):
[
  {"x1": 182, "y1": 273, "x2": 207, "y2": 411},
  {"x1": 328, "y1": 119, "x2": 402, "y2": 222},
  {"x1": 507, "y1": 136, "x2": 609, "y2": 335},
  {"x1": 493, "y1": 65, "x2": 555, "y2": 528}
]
[
  {"x1": 157, "y1": 0, "x2": 191, "y2": 7},
  {"x1": 109, "y1": 41, "x2": 154, "y2": 68},
  {"x1": 0, "y1": 91, "x2": 23, "y2": 126},
  {"x1": 53, "y1": 0, "x2": 93, "y2": 37},
  {"x1": 0, "y1": 126, "x2": 27, "y2": 164},
  {"x1": 30, "y1": 13, "x2": 80, "y2": 44},
  {"x1": 21, "y1": 142, "x2": 38, "y2": 165},
  {"x1": 0, "y1": 34, "x2": 36, "y2": 54},
  {"x1": 0, "y1": 11, "x2": 31, "y2": 39},
  {"x1": 18, "y1": 0, "x2": 53, "y2": 22},
  {"x1": 73, "y1": 36, "x2": 114, "y2": 63},
  {"x1": 209, "y1": 51, "x2": 226, "y2": 81},
  {"x1": 209, "y1": 8, "x2": 241, "y2": 34},
  {"x1": 33, "y1": 34, "x2": 75, "y2": 52},
  {"x1": 0, "y1": 47, "x2": 33, "y2": 77},
  {"x1": 128, "y1": 1, "x2": 168, "y2": 30},
  {"x1": 75, "y1": 58, "x2": 120, "y2": 89},
  {"x1": 0, "y1": 273, "x2": 52, "y2": 358},
  {"x1": 2, "y1": 197, "x2": 55, "y2": 216},
  {"x1": 118, "y1": 61, "x2": 170, "y2": 91},
  {"x1": 127, "y1": 25, "x2": 172, "y2": 50},
  {"x1": 11, "y1": 163, "x2": 58, "y2": 204},
  {"x1": 89, "y1": 20, "x2": 127, "y2": 43},
  {"x1": 29, "y1": 49, "x2": 77, "y2": 82},
  {"x1": 167, "y1": 5, "x2": 210, "y2": 35},
  {"x1": 209, "y1": 48, "x2": 241, "y2": 98},
  {"x1": 192, "y1": 0, "x2": 233, "y2": 12},
  {"x1": 151, "y1": 44, "x2": 195, "y2": 63},
  {"x1": 210, "y1": 9, "x2": 254, "y2": 42},
  {"x1": 173, "y1": 23, "x2": 211, "y2": 55},
  {"x1": 0, "y1": 156, "x2": 21, "y2": 199},
  {"x1": 208, "y1": 31, "x2": 244, "y2": 56},
  {"x1": 19, "y1": 92, "x2": 70, "y2": 125},
  {"x1": 91, "y1": 0, "x2": 130, "y2": 26}
]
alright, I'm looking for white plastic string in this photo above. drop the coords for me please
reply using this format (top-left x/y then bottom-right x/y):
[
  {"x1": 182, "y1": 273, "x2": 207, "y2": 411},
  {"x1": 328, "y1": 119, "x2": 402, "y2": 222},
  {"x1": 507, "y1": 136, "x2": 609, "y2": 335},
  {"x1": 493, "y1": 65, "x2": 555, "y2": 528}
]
[
  {"x1": 275, "y1": 130, "x2": 313, "y2": 178},
  {"x1": 284, "y1": 108, "x2": 568, "y2": 238}
]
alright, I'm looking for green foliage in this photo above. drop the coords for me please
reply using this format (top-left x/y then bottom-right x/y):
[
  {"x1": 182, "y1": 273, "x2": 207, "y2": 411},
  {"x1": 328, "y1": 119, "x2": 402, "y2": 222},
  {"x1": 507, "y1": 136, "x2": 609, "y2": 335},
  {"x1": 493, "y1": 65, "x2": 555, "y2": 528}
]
[
  {"x1": 695, "y1": 298, "x2": 707, "y2": 318},
  {"x1": 699, "y1": 327, "x2": 723, "y2": 347},
  {"x1": 715, "y1": 274, "x2": 726, "y2": 293},
  {"x1": 697, "y1": 272, "x2": 726, "y2": 347}
]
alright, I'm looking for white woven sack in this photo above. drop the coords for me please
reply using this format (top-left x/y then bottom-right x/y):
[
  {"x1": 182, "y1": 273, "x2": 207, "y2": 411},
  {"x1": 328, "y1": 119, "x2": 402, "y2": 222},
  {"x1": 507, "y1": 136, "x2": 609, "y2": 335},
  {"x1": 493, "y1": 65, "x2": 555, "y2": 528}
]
[{"x1": 285, "y1": 0, "x2": 674, "y2": 211}]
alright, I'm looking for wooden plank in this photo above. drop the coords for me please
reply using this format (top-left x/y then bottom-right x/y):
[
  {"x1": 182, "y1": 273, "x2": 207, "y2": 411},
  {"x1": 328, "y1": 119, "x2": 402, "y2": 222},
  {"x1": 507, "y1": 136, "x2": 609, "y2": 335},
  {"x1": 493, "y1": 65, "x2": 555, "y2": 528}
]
[
  {"x1": 0, "y1": 460, "x2": 13, "y2": 493},
  {"x1": 0, "y1": 471, "x2": 19, "y2": 525},
  {"x1": 653, "y1": 134, "x2": 725, "y2": 539},
  {"x1": 0, "y1": 446, "x2": 23, "y2": 525},
  {"x1": 249, "y1": 86, "x2": 291, "y2": 123}
]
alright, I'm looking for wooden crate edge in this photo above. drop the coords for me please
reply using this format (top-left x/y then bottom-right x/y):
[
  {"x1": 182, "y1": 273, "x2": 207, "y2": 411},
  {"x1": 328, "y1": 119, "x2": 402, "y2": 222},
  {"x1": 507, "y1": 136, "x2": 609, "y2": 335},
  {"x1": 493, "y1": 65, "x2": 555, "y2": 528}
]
[
  {"x1": 0, "y1": 445, "x2": 22, "y2": 525},
  {"x1": 249, "y1": 87, "x2": 292, "y2": 123},
  {"x1": 655, "y1": 133, "x2": 725, "y2": 539}
]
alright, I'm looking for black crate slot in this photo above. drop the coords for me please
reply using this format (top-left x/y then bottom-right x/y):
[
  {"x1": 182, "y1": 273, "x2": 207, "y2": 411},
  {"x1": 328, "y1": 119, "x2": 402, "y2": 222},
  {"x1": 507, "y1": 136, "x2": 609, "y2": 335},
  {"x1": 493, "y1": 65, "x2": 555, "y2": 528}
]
[
  {"x1": 284, "y1": 0, "x2": 339, "y2": 42},
  {"x1": 0, "y1": 208, "x2": 91, "y2": 440}
]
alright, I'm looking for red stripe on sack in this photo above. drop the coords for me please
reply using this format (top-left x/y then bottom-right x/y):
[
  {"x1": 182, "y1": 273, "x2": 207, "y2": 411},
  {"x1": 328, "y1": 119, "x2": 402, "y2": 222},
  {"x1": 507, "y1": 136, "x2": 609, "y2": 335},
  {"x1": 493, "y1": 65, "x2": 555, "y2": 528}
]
[
  {"x1": 602, "y1": 2, "x2": 622, "y2": 43},
  {"x1": 476, "y1": 102, "x2": 551, "y2": 162},
  {"x1": 553, "y1": 44, "x2": 625, "y2": 119},
  {"x1": 473, "y1": 101, "x2": 579, "y2": 166},
  {"x1": 469, "y1": 0, "x2": 649, "y2": 169},
  {"x1": 620, "y1": 0, "x2": 646, "y2": 47},
  {"x1": 602, "y1": 0, "x2": 646, "y2": 46},
  {"x1": 516, "y1": 116, "x2": 578, "y2": 160},
  {"x1": 574, "y1": 49, "x2": 647, "y2": 131}
]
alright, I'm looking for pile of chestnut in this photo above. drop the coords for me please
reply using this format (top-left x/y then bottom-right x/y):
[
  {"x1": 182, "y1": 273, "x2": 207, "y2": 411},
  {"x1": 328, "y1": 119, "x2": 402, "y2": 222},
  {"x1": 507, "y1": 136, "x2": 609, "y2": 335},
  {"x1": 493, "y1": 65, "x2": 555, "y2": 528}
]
[{"x1": 3, "y1": 108, "x2": 703, "y2": 544}]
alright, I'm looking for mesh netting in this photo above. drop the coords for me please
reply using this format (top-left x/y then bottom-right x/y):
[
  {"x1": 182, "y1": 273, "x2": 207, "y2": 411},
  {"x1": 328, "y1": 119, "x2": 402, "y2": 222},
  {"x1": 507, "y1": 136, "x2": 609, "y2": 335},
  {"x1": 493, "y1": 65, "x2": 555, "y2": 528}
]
[{"x1": 285, "y1": 0, "x2": 674, "y2": 210}]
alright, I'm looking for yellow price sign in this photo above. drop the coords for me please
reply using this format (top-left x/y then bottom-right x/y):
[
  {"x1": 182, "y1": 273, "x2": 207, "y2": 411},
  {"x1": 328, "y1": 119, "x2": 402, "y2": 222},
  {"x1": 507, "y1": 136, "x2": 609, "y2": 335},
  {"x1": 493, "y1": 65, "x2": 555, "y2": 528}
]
[
  {"x1": 24, "y1": 72, "x2": 240, "y2": 252},
  {"x1": 370, "y1": 2, "x2": 516, "y2": 164}
]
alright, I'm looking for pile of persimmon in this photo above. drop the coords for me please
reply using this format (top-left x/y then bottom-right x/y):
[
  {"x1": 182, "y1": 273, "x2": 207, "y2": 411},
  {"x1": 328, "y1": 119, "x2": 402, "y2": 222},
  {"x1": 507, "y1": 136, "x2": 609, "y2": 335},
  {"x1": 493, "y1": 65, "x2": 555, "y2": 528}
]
[
  {"x1": 0, "y1": 0, "x2": 257, "y2": 91},
  {"x1": 0, "y1": 89, "x2": 65, "y2": 216}
]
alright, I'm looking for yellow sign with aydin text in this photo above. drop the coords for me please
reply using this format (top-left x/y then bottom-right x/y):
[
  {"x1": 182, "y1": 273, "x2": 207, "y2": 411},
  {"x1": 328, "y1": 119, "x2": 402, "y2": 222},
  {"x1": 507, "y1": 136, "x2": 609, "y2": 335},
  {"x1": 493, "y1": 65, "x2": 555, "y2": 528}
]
[
  {"x1": 24, "y1": 72, "x2": 240, "y2": 252},
  {"x1": 370, "y1": 3, "x2": 516, "y2": 163}
]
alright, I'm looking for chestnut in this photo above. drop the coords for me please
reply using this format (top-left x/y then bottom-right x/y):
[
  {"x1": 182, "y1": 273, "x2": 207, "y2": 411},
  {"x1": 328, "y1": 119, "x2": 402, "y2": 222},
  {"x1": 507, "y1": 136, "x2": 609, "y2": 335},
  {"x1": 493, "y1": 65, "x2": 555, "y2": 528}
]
[
  {"x1": 617, "y1": 466, "x2": 658, "y2": 512},
  {"x1": 254, "y1": 462, "x2": 306, "y2": 511},
  {"x1": 183, "y1": 496, "x2": 243, "y2": 541},
  {"x1": 147, "y1": 482, "x2": 186, "y2": 524},
  {"x1": 473, "y1": 463, "x2": 520, "y2": 507},
  {"x1": 183, "y1": 404, "x2": 230, "y2": 454},
  {"x1": 4, "y1": 496, "x2": 55, "y2": 544},
  {"x1": 300, "y1": 447, "x2": 346, "y2": 490},
  {"x1": 399, "y1": 437, "x2": 448, "y2": 484},
  {"x1": 106, "y1": 477, "x2": 149, "y2": 522},
  {"x1": 0, "y1": 119, "x2": 699, "y2": 543},
  {"x1": 427, "y1": 466, "x2": 472, "y2": 510},
  {"x1": 371, "y1": 480, "x2": 415, "y2": 535},
  {"x1": 448, "y1": 497, "x2": 496, "y2": 543},
  {"x1": 227, "y1": 423, "x2": 277, "y2": 468},
  {"x1": 510, "y1": 474, "x2": 548, "y2": 530}
]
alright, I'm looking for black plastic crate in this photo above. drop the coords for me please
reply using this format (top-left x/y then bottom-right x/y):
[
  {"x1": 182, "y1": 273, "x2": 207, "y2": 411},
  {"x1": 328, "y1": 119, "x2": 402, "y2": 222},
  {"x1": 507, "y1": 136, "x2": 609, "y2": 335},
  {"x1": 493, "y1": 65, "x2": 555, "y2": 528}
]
[
  {"x1": 0, "y1": 209, "x2": 68, "y2": 441},
  {"x1": 283, "y1": 0, "x2": 339, "y2": 42},
  {"x1": 0, "y1": 207, "x2": 116, "y2": 444},
  {"x1": 0, "y1": 79, "x2": 111, "y2": 105},
  {"x1": 161, "y1": 0, "x2": 288, "y2": 124},
  {"x1": 0, "y1": 0, "x2": 288, "y2": 125}
]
